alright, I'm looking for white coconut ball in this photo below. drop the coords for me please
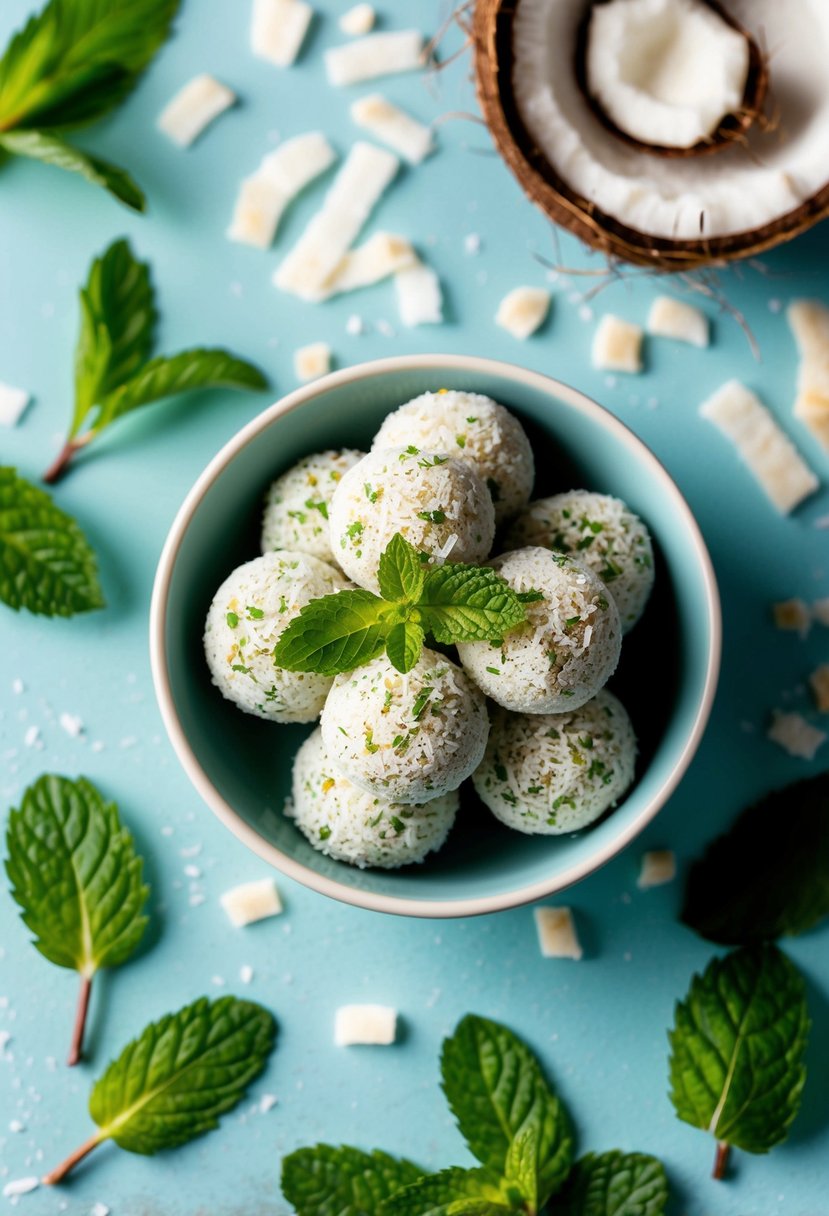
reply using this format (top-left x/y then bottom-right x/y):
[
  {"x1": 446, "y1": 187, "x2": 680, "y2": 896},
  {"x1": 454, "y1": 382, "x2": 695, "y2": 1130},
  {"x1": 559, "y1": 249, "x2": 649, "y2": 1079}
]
[
  {"x1": 261, "y1": 449, "x2": 364, "y2": 566},
  {"x1": 320, "y1": 649, "x2": 489, "y2": 804},
  {"x1": 372, "y1": 391, "x2": 534, "y2": 522},
  {"x1": 328, "y1": 446, "x2": 495, "y2": 593},
  {"x1": 204, "y1": 551, "x2": 351, "y2": 723},
  {"x1": 473, "y1": 690, "x2": 636, "y2": 834},
  {"x1": 288, "y1": 728, "x2": 458, "y2": 869},
  {"x1": 506, "y1": 491, "x2": 654, "y2": 630},
  {"x1": 457, "y1": 547, "x2": 621, "y2": 713}
]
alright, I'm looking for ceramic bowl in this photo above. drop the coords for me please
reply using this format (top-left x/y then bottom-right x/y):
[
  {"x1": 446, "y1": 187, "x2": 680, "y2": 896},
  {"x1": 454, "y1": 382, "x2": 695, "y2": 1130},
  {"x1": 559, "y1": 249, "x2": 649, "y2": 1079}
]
[{"x1": 150, "y1": 355, "x2": 720, "y2": 917}]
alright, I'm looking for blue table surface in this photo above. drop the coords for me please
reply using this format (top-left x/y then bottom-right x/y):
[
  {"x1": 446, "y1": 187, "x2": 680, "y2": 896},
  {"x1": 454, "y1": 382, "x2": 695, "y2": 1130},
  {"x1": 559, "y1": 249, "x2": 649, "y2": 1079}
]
[{"x1": 1, "y1": 2, "x2": 828, "y2": 1213}]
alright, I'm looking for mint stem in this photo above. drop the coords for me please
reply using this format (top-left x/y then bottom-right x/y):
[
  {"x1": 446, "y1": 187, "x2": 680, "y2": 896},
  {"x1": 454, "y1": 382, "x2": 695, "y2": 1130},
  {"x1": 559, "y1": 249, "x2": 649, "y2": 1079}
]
[
  {"x1": 42, "y1": 1132, "x2": 103, "y2": 1185},
  {"x1": 43, "y1": 439, "x2": 81, "y2": 485},
  {"x1": 67, "y1": 973, "x2": 92, "y2": 1067},
  {"x1": 712, "y1": 1141, "x2": 730, "y2": 1180}
]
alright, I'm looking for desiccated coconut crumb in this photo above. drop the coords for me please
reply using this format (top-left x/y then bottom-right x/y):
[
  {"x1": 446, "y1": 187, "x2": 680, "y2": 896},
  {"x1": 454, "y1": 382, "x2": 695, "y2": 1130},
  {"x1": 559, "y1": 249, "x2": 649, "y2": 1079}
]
[
  {"x1": 0, "y1": 382, "x2": 31, "y2": 427},
  {"x1": 259, "y1": 1093, "x2": 278, "y2": 1113},
  {"x1": 59, "y1": 712, "x2": 83, "y2": 737},
  {"x1": 767, "y1": 711, "x2": 826, "y2": 760},
  {"x1": 3, "y1": 1178, "x2": 38, "y2": 1198},
  {"x1": 646, "y1": 296, "x2": 709, "y2": 347},
  {"x1": 334, "y1": 1004, "x2": 397, "y2": 1045},
  {"x1": 240, "y1": 964, "x2": 254, "y2": 984},
  {"x1": 395, "y1": 262, "x2": 442, "y2": 327},
  {"x1": 90, "y1": 1204, "x2": 110, "y2": 1216},
  {"x1": 220, "y1": 878, "x2": 283, "y2": 927},
  {"x1": 294, "y1": 342, "x2": 331, "y2": 382},
  {"x1": 251, "y1": 0, "x2": 313, "y2": 66},
  {"x1": 157, "y1": 75, "x2": 236, "y2": 147},
  {"x1": 809, "y1": 665, "x2": 829, "y2": 713},
  {"x1": 637, "y1": 850, "x2": 676, "y2": 889},
  {"x1": 340, "y1": 3, "x2": 375, "y2": 34},
  {"x1": 495, "y1": 286, "x2": 551, "y2": 340},
  {"x1": 592, "y1": 314, "x2": 644, "y2": 373},
  {"x1": 534, "y1": 906, "x2": 583, "y2": 959},
  {"x1": 772, "y1": 599, "x2": 811, "y2": 638}
]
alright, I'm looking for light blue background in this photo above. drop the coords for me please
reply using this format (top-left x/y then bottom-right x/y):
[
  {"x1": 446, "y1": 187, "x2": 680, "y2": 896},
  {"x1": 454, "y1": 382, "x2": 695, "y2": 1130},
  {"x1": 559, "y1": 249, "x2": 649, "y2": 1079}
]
[{"x1": 1, "y1": 2, "x2": 828, "y2": 1212}]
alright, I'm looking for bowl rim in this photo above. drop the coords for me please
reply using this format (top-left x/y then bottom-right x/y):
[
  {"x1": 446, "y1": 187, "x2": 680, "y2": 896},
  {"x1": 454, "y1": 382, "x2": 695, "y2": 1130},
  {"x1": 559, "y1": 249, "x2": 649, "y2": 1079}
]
[{"x1": 150, "y1": 353, "x2": 721, "y2": 919}]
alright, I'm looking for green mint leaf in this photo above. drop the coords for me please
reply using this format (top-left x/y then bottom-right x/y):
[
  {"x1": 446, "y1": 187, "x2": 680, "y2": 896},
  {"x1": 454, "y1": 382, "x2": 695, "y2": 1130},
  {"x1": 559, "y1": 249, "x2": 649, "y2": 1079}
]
[
  {"x1": 381, "y1": 1168, "x2": 513, "y2": 1216},
  {"x1": 386, "y1": 617, "x2": 425, "y2": 674},
  {"x1": 669, "y1": 945, "x2": 809, "y2": 1158},
  {"x1": 90, "y1": 996, "x2": 275, "y2": 1152},
  {"x1": 440, "y1": 1015, "x2": 573, "y2": 1201},
  {"x1": 556, "y1": 1151, "x2": 669, "y2": 1216},
  {"x1": 378, "y1": 532, "x2": 426, "y2": 603},
  {"x1": 503, "y1": 1125, "x2": 539, "y2": 1211},
  {"x1": 273, "y1": 589, "x2": 391, "y2": 676},
  {"x1": 0, "y1": 467, "x2": 104, "y2": 615},
  {"x1": 419, "y1": 565, "x2": 525, "y2": 644},
  {"x1": 282, "y1": 1145, "x2": 422, "y2": 1216},
  {"x1": 72, "y1": 238, "x2": 157, "y2": 434},
  {"x1": 682, "y1": 775, "x2": 829, "y2": 945},
  {"x1": 0, "y1": 129, "x2": 145, "y2": 209}
]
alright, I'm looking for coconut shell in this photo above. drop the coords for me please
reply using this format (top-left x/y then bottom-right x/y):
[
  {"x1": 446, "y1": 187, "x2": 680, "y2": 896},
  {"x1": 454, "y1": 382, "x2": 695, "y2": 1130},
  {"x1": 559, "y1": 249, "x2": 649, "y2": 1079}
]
[{"x1": 474, "y1": 0, "x2": 829, "y2": 269}]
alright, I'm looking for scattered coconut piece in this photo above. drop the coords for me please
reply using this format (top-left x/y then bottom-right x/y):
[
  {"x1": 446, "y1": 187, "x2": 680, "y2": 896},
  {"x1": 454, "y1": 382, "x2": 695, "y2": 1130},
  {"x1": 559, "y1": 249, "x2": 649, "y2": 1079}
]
[
  {"x1": 240, "y1": 964, "x2": 254, "y2": 984},
  {"x1": 767, "y1": 711, "x2": 826, "y2": 761},
  {"x1": 350, "y1": 94, "x2": 433, "y2": 164},
  {"x1": 637, "y1": 850, "x2": 676, "y2": 889},
  {"x1": 157, "y1": 75, "x2": 236, "y2": 147},
  {"x1": 227, "y1": 132, "x2": 336, "y2": 249},
  {"x1": 274, "y1": 141, "x2": 399, "y2": 299},
  {"x1": 788, "y1": 300, "x2": 829, "y2": 452},
  {"x1": 90, "y1": 1204, "x2": 110, "y2": 1216},
  {"x1": 788, "y1": 299, "x2": 829, "y2": 360},
  {"x1": 294, "y1": 342, "x2": 331, "y2": 382},
  {"x1": 495, "y1": 286, "x2": 551, "y2": 340},
  {"x1": 0, "y1": 381, "x2": 30, "y2": 427},
  {"x1": 59, "y1": 712, "x2": 83, "y2": 737},
  {"x1": 320, "y1": 232, "x2": 417, "y2": 298},
  {"x1": 810, "y1": 665, "x2": 829, "y2": 713},
  {"x1": 3, "y1": 1178, "x2": 39, "y2": 1198},
  {"x1": 812, "y1": 598, "x2": 829, "y2": 628},
  {"x1": 534, "y1": 906, "x2": 583, "y2": 959},
  {"x1": 699, "y1": 380, "x2": 819, "y2": 515},
  {"x1": 251, "y1": 0, "x2": 313, "y2": 67},
  {"x1": 325, "y1": 30, "x2": 423, "y2": 87},
  {"x1": 340, "y1": 3, "x2": 375, "y2": 35},
  {"x1": 647, "y1": 296, "x2": 709, "y2": 347},
  {"x1": 220, "y1": 878, "x2": 282, "y2": 927},
  {"x1": 259, "y1": 1093, "x2": 278, "y2": 1113},
  {"x1": 592, "y1": 314, "x2": 644, "y2": 373},
  {"x1": 334, "y1": 1004, "x2": 397, "y2": 1045},
  {"x1": 395, "y1": 261, "x2": 443, "y2": 326},
  {"x1": 772, "y1": 599, "x2": 811, "y2": 638}
]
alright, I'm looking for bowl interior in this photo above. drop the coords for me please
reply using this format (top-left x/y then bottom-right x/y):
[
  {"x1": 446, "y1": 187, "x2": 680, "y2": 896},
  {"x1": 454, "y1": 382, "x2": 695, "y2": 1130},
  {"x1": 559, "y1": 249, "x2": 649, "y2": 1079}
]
[{"x1": 158, "y1": 360, "x2": 717, "y2": 913}]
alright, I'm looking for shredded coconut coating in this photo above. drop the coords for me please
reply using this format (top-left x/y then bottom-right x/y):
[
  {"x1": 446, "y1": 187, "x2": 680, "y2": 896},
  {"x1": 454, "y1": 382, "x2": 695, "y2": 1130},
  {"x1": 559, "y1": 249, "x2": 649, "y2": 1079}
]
[
  {"x1": 473, "y1": 691, "x2": 636, "y2": 834},
  {"x1": 329, "y1": 445, "x2": 495, "y2": 592},
  {"x1": 262, "y1": 449, "x2": 364, "y2": 566},
  {"x1": 506, "y1": 491, "x2": 654, "y2": 630},
  {"x1": 458, "y1": 547, "x2": 622, "y2": 713},
  {"x1": 372, "y1": 391, "x2": 534, "y2": 521},
  {"x1": 320, "y1": 649, "x2": 490, "y2": 803},
  {"x1": 287, "y1": 728, "x2": 458, "y2": 868},
  {"x1": 204, "y1": 551, "x2": 351, "y2": 722}
]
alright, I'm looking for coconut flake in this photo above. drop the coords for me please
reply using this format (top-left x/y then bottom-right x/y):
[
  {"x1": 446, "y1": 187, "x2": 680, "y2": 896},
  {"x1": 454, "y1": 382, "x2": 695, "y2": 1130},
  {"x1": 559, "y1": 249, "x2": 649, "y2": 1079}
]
[
  {"x1": 294, "y1": 342, "x2": 331, "y2": 382},
  {"x1": 534, "y1": 906, "x2": 583, "y2": 959},
  {"x1": 495, "y1": 286, "x2": 551, "y2": 340},
  {"x1": 788, "y1": 300, "x2": 829, "y2": 452},
  {"x1": 637, "y1": 849, "x2": 676, "y2": 889},
  {"x1": 772, "y1": 598, "x2": 811, "y2": 638},
  {"x1": 647, "y1": 296, "x2": 709, "y2": 347},
  {"x1": 251, "y1": 0, "x2": 313, "y2": 67},
  {"x1": 700, "y1": 380, "x2": 819, "y2": 514},
  {"x1": 334, "y1": 1004, "x2": 397, "y2": 1045},
  {"x1": 220, "y1": 878, "x2": 282, "y2": 927},
  {"x1": 809, "y1": 665, "x2": 829, "y2": 713},
  {"x1": 340, "y1": 3, "x2": 375, "y2": 35},
  {"x1": 350, "y1": 94, "x2": 433, "y2": 164},
  {"x1": 320, "y1": 232, "x2": 417, "y2": 298},
  {"x1": 767, "y1": 711, "x2": 826, "y2": 760},
  {"x1": 0, "y1": 382, "x2": 30, "y2": 427},
  {"x1": 274, "y1": 142, "x2": 399, "y2": 299},
  {"x1": 227, "y1": 132, "x2": 336, "y2": 249},
  {"x1": 59, "y1": 712, "x2": 84, "y2": 737},
  {"x1": 157, "y1": 75, "x2": 236, "y2": 147},
  {"x1": 325, "y1": 31, "x2": 423, "y2": 87},
  {"x1": 395, "y1": 262, "x2": 442, "y2": 326},
  {"x1": 592, "y1": 314, "x2": 644, "y2": 373},
  {"x1": 812, "y1": 598, "x2": 829, "y2": 627},
  {"x1": 3, "y1": 1178, "x2": 39, "y2": 1198}
]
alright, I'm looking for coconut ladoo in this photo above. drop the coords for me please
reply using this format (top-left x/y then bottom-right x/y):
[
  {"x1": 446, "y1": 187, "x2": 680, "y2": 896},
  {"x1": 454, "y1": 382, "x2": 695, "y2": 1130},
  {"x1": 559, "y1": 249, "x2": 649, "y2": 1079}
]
[{"x1": 474, "y1": 0, "x2": 829, "y2": 267}]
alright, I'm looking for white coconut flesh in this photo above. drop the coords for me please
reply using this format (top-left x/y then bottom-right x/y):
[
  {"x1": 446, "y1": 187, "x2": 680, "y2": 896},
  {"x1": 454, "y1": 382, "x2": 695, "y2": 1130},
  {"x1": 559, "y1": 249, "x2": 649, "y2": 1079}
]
[
  {"x1": 511, "y1": 0, "x2": 829, "y2": 239},
  {"x1": 586, "y1": 0, "x2": 749, "y2": 149}
]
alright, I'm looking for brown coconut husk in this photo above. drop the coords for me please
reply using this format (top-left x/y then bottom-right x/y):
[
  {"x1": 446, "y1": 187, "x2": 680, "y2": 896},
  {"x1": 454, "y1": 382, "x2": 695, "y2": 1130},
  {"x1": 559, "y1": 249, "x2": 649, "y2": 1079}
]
[{"x1": 473, "y1": 0, "x2": 829, "y2": 270}]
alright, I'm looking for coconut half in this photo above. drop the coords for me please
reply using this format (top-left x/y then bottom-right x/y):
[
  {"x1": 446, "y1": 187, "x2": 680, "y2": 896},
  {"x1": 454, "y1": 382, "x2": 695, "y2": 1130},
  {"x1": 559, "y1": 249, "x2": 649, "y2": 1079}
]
[{"x1": 474, "y1": 0, "x2": 829, "y2": 267}]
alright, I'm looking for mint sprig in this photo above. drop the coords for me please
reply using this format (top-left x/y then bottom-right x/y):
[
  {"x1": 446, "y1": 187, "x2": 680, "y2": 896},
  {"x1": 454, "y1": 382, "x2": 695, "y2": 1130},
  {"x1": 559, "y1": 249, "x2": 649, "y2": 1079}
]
[
  {"x1": 556, "y1": 1151, "x2": 669, "y2": 1216},
  {"x1": 669, "y1": 944, "x2": 809, "y2": 1179},
  {"x1": 682, "y1": 774, "x2": 829, "y2": 945},
  {"x1": 282, "y1": 1145, "x2": 422, "y2": 1216},
  {"x1": 273, "y1": 533, "x2": 526, "y2": 676},
  {"x1": 0, "y1": 467, "x2": 104, "y2": 616},
  {"x1": 0, "y1": 0, "x2": 180, "y2": 210},
  {"x1": 383, "y1": 1167, "x2": 515, "y2": 1215},
  {"x1": 43, "y1": 995, "x2": 276, "y2": 1184},
  {"x1": 44, "y1": 240, "x2": 268, "y2": 482},
  {"x1": 5, "y1": 775, "x2": 148, "y2": 1065}
]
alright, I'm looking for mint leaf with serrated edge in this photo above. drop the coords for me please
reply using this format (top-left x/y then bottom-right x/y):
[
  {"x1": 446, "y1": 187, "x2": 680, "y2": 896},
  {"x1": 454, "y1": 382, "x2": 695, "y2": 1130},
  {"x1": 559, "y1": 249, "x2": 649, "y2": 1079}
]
[
  {"x1": 0, "y1": 467, "x2": 104, "y2": 616},
  {"x1": 381, "y1": 1167, "x2": 514, "y2": 1216},
  {"x1": 5, "y1": 774, "x2": 147, "y2": 1065},
  {"x1": 386, "y1": 617, "x2": 425, "y2": 674},
  {"x1": 282, "y1": 1145, "x2": 422, "y2": 1216},
  {"x1": 420, "y1": 564, "x2": 525, "y2": 644},
  {"x1": 669, "y1": 944, "x2": 809, "y2": 1179},
  {"x1": 556, "y1": 1151, "x2": 668, "y2": 1216},
  {"x1": 44, "y1": 240, "x2": 268, "y2": 482},
  {"x1": 0, "y1": 0, "x2": 178, "y2": 206},
  {"x1": 378, "y1": 532, "x2": 425, "y2": 603},
  {"x1": 503, "y1": 1126, "x2": 539, "y2": 1212},
  {"x1": 43, "y1": 995, "x2": 276, "y2": 1184},
  {"x1": 274, "y1": 589, "x2": 392, "y2": 676},
  {"x1": 440, "y1": 1015, "x2": 573, "y2": 1203},
  {"x1": 682, "y1": 774, "x2": 829, "y2": 945}
]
